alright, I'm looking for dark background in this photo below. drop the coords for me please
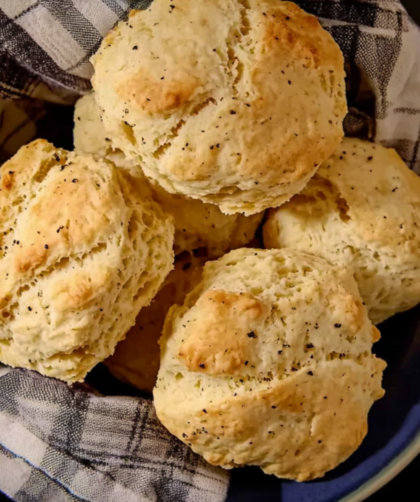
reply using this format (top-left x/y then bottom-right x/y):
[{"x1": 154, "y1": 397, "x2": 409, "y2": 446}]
[
  {"x1": 403, "y1": 0, "x2": 420, "y2": 24},
  {"x1": 0, "y1": 1, "x2": 419, "y2": 502}
]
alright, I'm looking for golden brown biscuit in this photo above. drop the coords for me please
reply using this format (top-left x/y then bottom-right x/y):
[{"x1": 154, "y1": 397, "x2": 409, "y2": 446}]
[
  {"x1": 105, "y1": 253, "x2": 206, "y2": 392},
  {"x1": 264, "y1": 138, "x2": 420, "y2": 324},
  {"x1": 0, "y1": 140, "x2": 174, "y2": 383},
  {"x1": 152, "y1": 184, "x2": 263, "y2": 256},
  {"x1": 74, "y1": 93, "x2": 264, "y2": 256},
  {"x1": 91, "y1": 0, "x2": 346, "y2": 215},
  {"x1": 154, "y1": 248, "x2": 385, "y2": 481}
]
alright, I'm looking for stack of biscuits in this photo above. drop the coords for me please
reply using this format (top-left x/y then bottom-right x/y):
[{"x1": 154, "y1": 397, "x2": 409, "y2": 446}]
[{"x1": 1, "y1": 0, "x2": 420, "y2": 482}]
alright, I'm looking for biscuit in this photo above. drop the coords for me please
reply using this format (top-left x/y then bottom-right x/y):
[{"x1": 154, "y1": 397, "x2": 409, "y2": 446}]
[
  {"x1": 0, "y1": 140, "x2": 174, "y2": 383},
  {"x1": 73, "y1": 92, "x2": 111, "y2": 157},
  {"x1": 91, "y1": 0, "x2": 346, "y2": 215},
  {"x1": 264, "y1": 138, "x2": 420, "y2": 324},
  {"x1": 154, "y1": 248, "x2": 385, "y2": 481},
  {"x1": 74, "y1": 94, "x2": 264, "y2": 256},
  {"x1": 105, "y1": 252, "x2": 206, "y2": 392},
  {"x1": 152, "y1": 184, "x2": 263, "y2": 256}
]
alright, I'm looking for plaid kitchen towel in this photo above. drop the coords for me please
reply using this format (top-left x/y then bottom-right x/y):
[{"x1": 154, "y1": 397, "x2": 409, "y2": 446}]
[
  {"x1": 0, "y1": 367, "x2": 229, "y2": 502},
  {"x1": 0, "y1": 1, "x2": 420, "y2": 501}
]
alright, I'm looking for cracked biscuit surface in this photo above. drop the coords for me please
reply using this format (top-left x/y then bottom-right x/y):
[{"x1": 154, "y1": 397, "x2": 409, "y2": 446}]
[
  {"x1": 105, "y1": 252, "x2": 206, "y2": 392},
  {"x1": 0, "y1": 139, "x2": 174, "y2": 383},
  {"x1": 264, "y1": 138, "x2": 420, "y2": 324},
  {"x1": 91, "y1": 0, "x2": 346, "y2": 215},
  {"x1": 74, "y1": 93, "x2": 263, "y2": 256},
  {"x1": 154, "y1": 248, "x2": 385, "y2": 481}
]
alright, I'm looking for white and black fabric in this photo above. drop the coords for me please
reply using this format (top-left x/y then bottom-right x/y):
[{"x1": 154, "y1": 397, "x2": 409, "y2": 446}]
[
  {"x1": 0, "y1": 1, "x2": 420, "y2": 501},
  {"x1": 0, "y1": 366, "x2": 229, "y2": 502},
  {"x1": 299, "y1": 0, "x2": 420, "y2": 172}
]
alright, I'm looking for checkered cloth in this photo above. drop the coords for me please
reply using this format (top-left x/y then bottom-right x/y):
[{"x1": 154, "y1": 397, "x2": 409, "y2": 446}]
[
  {"x1": 0, "y1": 1, "x2": 420, "y2": 501},
  {"x1": 0, "y1": 367, "x2": 229, "y2": 502}
]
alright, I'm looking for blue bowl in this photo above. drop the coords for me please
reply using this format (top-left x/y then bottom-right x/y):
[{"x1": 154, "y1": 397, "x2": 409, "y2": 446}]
[{"x1": 226, "y1": 305, "x2": 420, "y2": 502}]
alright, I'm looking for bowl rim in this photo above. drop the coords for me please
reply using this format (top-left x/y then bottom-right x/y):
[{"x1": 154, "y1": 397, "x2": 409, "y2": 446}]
[{"x1": 340, "y1": 428, "x2": 420, "y2": 502}]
